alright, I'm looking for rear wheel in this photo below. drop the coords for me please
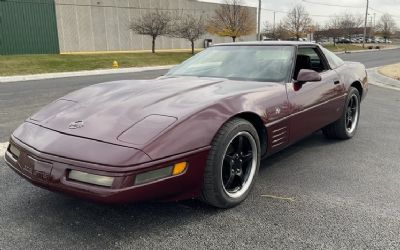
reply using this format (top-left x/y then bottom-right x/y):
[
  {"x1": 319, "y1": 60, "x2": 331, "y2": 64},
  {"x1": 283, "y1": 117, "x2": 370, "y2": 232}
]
[
  {"x1": 323, "y1": 87, "x2": 360, "y2": 139},
  {"x1": 201, "y1": 118, "x2": 260, "y2": 208}
]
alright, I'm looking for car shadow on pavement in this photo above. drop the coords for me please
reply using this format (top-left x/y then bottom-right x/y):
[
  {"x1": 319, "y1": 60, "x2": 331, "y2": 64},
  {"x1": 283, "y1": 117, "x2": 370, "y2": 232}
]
[
  {"x1": 260, "y1": 130, "x2": 346, "y2": 170},
  {"x1": 17, "y1": 191, "x2": 222, "y2": 246}
]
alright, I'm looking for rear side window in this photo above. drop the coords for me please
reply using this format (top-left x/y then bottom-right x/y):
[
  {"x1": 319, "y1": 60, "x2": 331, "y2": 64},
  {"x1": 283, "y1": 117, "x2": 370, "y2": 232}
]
[{"x1": 321, "y1": 47, "x2": 345, "y2": 69}]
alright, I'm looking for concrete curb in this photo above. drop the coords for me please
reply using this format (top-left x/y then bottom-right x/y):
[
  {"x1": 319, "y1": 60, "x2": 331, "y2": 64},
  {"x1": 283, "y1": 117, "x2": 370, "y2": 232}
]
[
  {"x1": 0, "y1": 65, "x2": 175, "y2": 83},
  {"x1": 334, "y1": 46, "x2": 400, "y2": 55},
  {"x1": 368, "y1": 67, "x2": 400, "y2": 91}
]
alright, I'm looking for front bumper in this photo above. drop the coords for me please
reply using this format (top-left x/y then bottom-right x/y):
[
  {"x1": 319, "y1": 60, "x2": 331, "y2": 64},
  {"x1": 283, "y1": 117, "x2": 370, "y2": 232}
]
[{"x1": 5, "y1": 137, "x2": 209, "y2": 204}]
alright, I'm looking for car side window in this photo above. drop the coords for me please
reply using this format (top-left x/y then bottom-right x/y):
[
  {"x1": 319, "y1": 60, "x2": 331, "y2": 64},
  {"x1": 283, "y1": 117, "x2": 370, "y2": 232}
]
[
  {"x1": 297, "y1": 47, "x2": 328, "y2": 73},
  {"x1": 293, "y1": 47, "x2": 328, "y2": 80}
]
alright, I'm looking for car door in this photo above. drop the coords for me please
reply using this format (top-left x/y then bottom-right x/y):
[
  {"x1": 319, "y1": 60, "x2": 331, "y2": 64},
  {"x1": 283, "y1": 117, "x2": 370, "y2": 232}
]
[{"x1": 286, "y1": 46, "x2": 345, "y2": 143}]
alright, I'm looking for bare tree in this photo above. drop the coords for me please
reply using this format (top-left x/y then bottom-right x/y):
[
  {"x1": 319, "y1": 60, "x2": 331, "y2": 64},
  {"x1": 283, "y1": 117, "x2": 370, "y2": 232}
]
[
  {"x1": 262, "y1": 21, "x2": 278, "y2": 40},
  {"x1": 207, "y1": 0, "x2": 256, "y2": 42},
  {"x1": 172, "y1": 14, "x2": 206, "y2": 54},
  {"x1": 283, "y1": 4, "x2": 312, "y2": 41},
  {"x1": 130, "y1": 10, "x2": 172, "y2": 53},
  {"x1": 338, "y1": 13, "x2": 363, "y2": 39},
  {"x1": 326, "y1": 15, "x2": 342, "y2": 45},
  {"x1": 377, "y1": 13, "x2": 397, "y2": 42},
  {"x1": 263, "y1": 21, "x2": 291, "y2": 40},
  {"x1": 310, "y1": 23, "x2": 322, "y2": 43},
  {"x1": 275, "y1": 22, "x2": 292, "y2": 40}
]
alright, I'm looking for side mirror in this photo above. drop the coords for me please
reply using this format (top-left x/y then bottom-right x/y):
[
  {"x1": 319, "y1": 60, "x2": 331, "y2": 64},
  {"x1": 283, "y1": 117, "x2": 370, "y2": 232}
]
[{"x1": 296, "y1": 69, "x2": 321, "y2": 84}]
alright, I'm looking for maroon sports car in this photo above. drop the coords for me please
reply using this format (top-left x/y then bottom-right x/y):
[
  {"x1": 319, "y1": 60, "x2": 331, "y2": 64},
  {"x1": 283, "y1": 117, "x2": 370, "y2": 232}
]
[{"x1": 5, "y1": 42, "x2": 368, "y2": 208}]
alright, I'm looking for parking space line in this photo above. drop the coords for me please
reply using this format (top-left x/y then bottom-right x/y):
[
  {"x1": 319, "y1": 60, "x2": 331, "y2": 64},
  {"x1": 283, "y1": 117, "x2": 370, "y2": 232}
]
[{"x1": 261, "y1": 194, "x2": 295, "y2": 202}]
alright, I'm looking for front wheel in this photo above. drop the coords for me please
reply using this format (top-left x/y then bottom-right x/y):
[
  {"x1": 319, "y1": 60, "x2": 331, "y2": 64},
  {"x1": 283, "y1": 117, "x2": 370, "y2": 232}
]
[
  {"x1": 323, "y1": 87, "x2": 361, "y2": 139},
  {"x1": 201, "y1": 118, "x2": 260, "y2": 208}
]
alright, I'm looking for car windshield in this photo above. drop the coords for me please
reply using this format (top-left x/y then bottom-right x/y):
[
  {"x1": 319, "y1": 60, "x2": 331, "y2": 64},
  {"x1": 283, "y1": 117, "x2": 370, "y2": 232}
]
[{"x1": 166, "y1": 45, "x2": 295, "y2": 82}]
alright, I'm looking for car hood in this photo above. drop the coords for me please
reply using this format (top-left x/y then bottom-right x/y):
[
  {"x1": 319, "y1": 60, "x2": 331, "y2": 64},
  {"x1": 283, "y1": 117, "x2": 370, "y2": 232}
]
[{"x1": 27, "y1": 76, "x2": 277, "y2": 149}]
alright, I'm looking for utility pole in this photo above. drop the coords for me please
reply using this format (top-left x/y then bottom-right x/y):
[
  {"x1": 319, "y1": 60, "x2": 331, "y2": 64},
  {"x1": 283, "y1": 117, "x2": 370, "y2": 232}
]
[
  {"x1": 273, "y1": 11, "x2": 276, "y2": 37},
  {"x1": 258, "y1": 0, "x2": 262, "y2": 41},
  {"x1": 362, "y1": 0, "x2": 369, "y2": 48}
]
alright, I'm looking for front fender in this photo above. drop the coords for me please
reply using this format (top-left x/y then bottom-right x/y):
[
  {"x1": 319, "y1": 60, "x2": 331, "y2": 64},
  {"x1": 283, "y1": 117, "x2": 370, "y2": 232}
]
[{"x1": 141, "y1": 85, "x2": 288, "y2": 160}]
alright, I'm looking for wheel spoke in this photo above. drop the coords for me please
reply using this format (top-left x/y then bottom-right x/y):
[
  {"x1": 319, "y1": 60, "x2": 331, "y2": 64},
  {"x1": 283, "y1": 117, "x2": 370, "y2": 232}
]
[
  {"x1": 242, "y1": 152, "x2": 253, "y2": 163},
  {"x1": 236, "y1": 136, "x2": 244, "y2": 153},
  {"x1": 346, "y1": 117, "x2": 352, "y2": 128},
  {"x1": 237, "y1": 173, "x2": 245, "y2": 186},
  {"x1": 224, "y1": 154, "x2": 234, "y2": 164},
  {"x1": 225, "y1": 173, "x2": 235, "y2": 189}
]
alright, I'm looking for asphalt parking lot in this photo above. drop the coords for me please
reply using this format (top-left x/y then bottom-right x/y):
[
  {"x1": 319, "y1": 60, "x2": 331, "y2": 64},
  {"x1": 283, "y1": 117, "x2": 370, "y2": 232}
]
[{"x1": 1, "y1": 50, "x2": 400, "y2": 249}]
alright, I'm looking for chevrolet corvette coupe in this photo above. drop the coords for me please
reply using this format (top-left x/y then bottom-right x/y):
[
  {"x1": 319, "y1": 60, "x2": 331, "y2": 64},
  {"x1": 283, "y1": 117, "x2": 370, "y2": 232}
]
[{"x1": 5, "y1": 42, "x2": 368, "y2": 208}]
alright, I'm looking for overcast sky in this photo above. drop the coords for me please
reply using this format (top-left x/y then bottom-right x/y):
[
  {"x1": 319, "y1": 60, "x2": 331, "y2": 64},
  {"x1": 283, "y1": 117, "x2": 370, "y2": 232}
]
[{"x1": 199, "y1": 0, "x2": 400, "y2": 29}]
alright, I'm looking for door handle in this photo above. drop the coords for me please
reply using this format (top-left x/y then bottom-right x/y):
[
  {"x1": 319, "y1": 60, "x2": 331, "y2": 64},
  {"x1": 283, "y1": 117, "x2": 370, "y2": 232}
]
[{"x1": 334, "y1": 80, "x2": 340, "y2": 85}]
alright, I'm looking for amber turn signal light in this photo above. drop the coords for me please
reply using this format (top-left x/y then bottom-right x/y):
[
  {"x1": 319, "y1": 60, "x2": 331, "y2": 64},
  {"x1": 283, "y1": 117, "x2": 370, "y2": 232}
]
[
  {"x1": 134, "y1": 162, "x2": 188, "y2": 186},
  {"x1": 172, "y1": 162, "x2": 188, "y2": 176}
]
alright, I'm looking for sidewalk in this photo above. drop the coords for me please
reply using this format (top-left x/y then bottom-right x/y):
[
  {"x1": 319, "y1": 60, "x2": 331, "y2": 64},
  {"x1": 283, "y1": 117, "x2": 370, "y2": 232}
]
[
  {"x1": 334, "y1": 45, "x2": 400, "y2": 55},
  {"x1": 368, "y1": 68, "x2": 400, "y2": 91}
]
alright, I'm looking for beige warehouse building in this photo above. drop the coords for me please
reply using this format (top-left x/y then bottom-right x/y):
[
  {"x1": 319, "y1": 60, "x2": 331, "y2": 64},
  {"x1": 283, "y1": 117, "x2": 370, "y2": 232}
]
[{"x1": 55, "y1": 0, "x2": 257, "y2": 53}]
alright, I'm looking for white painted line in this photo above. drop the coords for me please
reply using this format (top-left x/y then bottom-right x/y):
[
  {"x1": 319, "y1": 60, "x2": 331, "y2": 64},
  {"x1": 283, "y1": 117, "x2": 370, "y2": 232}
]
[
  {"x1": 261, "y1": 194, "x2": 295, "y2": 202},
  {"x1": 0, "y1": 142, "x2": 8, "y2": 157}
]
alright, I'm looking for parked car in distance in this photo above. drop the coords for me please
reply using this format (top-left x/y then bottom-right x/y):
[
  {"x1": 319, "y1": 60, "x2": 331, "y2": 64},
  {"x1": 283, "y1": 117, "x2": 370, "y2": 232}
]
[
  {"x1": 355, "y1": 38, "x2": 363, "y2": 43},
  {"x1": 337, "y1": 38, "x2": 351, "y2": 44},
  {"x1": 5, "y1": 42, "x2": 368, "y2": 208}
]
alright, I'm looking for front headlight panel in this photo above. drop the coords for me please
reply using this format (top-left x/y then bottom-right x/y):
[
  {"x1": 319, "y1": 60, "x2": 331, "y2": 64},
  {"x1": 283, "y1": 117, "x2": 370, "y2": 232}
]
[{"x1": 69, "y1": 170, "x2": 115, "y2": 187}]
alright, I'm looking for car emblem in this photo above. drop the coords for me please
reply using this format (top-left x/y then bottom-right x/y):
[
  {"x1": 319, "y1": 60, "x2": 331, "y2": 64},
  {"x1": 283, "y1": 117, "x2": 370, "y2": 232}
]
[
  {"x1": 68, "y1": 120, "x2": 84, "y2": 129},
  {"x1": 275, "y1": 107, "x2": 281, "y2": 115}
]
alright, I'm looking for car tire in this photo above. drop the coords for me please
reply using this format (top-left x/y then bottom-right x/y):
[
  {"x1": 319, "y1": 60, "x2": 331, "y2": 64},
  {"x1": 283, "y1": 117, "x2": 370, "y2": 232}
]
[
  {"x1": 200, "y1": 118, "x2": 261, "y2": 208},
  {"x1": 323, "y1": 87, "x2": 361, "y2": 139}
]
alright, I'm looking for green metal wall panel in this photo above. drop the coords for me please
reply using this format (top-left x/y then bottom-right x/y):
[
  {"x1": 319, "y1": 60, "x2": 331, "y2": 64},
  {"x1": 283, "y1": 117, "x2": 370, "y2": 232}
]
[{"x1": 0, "y1": 0, "x2": 59, "y2": 55}]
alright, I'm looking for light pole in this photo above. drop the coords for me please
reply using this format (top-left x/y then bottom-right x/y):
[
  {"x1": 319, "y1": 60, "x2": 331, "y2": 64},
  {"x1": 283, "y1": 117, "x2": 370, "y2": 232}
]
[
  {"x1": 258, "y1": 0, "x2": 262, "y2": 41},
  {"x1": 273, "y1": 11, "x2": 276, "y2": 38},
  {"x1": 362, "y1": 0, "x2": 369, "y2": 48}
]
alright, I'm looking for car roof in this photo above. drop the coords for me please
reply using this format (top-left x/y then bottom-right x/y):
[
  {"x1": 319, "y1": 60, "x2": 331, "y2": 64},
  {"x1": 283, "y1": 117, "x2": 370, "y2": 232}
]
[{"x1": 213, "y1": 41, "x2": 318, "y2": 47}]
